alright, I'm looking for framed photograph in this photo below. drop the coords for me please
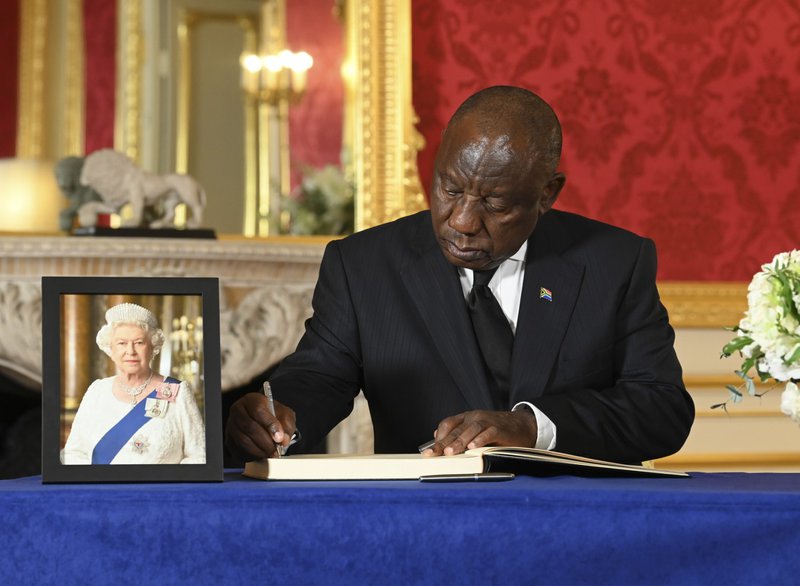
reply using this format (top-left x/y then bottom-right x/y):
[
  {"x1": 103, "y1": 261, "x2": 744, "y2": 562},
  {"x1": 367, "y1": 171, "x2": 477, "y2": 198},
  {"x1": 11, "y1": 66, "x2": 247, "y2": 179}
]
[{"x1": 41, "y1": 276, "x2": 223, "y2": 482}]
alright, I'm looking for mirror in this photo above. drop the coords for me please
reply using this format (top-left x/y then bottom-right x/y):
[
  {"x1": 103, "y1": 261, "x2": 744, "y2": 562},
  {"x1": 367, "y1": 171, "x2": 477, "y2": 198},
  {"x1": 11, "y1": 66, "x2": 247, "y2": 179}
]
[{"x1": 113, "y1": 0, "x2": 426, "y2": 236}]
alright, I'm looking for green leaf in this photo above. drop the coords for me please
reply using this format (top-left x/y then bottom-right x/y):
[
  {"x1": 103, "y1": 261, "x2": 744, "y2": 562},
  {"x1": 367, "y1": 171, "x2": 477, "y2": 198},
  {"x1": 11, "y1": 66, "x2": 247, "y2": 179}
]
[
  {"x1": 726, "y1": 385, "x2": 743, "y2": 404},
  {"x1": 740, "y1": 356, "x2": 758, "y2": 377},
  {"x1": 745, "y1": 376, "x2": 757, "y2": 396},
  {"x1": 774, "y1": 271, "x2": 800, "y2": 322},
  {"x1": 786, "y1": 344, "x2": 800, "y2": 365},
  {"x1": 721, "y1": 336, "x2": 753, "y2": 356}
]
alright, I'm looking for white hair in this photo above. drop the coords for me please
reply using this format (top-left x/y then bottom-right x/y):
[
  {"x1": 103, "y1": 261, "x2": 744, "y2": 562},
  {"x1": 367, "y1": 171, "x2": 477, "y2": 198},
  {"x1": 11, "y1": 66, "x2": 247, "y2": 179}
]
[{"x1": 96, "y1": 303, "x2": 165, "y2": 358}]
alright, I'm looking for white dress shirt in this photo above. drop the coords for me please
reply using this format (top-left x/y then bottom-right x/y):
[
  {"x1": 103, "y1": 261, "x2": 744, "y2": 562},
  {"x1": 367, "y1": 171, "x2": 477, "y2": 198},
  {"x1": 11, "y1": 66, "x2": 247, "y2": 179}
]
[{"x1": 457, "y1": 240, "x2": 557, "y2": 450}]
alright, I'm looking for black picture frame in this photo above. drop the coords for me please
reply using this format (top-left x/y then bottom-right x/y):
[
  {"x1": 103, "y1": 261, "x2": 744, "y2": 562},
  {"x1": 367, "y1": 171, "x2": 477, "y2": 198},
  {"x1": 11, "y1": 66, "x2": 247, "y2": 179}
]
[{"x1": 41, "y1": 276, "x2": 223, "y2": 483}]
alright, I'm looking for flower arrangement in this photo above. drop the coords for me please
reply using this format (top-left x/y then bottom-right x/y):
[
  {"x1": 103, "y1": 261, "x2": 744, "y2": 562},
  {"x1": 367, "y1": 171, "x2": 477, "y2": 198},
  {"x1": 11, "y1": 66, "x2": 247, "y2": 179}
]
[
  {"x1": 282, "y1": 165, "x2": 354, "y2": 236},
  {"x1": 719, "y1": 250, "x2": 800, "y2": 420}
]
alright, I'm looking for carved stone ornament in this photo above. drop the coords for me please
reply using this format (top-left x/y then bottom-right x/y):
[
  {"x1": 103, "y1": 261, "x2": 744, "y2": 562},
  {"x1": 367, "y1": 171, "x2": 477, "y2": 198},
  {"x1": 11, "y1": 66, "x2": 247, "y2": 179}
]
[
  {"x1": 0, "y1": 281, "x2": 43, "y2": 385},
  {"x1": 220, "y1": 285, "x2": 314, "y2": 389}
]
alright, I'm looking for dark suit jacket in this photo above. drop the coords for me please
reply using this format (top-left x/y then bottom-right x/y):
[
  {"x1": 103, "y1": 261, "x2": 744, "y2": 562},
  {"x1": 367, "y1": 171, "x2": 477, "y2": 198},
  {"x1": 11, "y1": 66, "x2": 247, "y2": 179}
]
[{"x1": 271, "y1": 210, "x2": 694, "y2": 463}]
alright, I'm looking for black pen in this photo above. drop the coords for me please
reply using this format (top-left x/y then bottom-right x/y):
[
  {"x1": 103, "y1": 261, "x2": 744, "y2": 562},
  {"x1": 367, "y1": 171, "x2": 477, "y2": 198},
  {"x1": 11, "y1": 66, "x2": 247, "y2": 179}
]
[{"x1": 419, "y1": 472, "x2": 515, "y2": 482}]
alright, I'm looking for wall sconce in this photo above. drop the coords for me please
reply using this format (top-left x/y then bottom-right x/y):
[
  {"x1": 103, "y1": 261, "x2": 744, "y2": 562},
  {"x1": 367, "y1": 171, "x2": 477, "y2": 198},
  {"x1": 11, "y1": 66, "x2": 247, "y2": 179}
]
[{"x1": 240, "y1": 49, "x2": 314, "y2": 105}]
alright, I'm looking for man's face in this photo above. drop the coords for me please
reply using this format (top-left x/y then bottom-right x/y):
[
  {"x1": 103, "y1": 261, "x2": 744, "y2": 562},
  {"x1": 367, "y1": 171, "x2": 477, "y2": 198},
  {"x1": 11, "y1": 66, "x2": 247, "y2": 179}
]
[{"x1": 430, "y1": 118, "x2": 563, "y2": 271}]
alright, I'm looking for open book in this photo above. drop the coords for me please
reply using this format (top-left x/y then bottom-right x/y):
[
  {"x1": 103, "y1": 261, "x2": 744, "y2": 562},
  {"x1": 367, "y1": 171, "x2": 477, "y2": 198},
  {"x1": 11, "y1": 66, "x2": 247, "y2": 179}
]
[{"x1": 242, "y1": 447, "x2": 688, "y2": 480}]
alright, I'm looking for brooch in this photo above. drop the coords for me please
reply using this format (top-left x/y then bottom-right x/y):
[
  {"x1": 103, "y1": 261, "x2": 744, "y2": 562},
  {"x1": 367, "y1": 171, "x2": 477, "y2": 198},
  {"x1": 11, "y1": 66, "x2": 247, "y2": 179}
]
[
  {"x1": 130, "y1": 434, "x2": 149, "y2": 454},
  {"x1": 145, "y1": 398, "x2": 168, "y2": 418},
  {"x1": 156, "y1": 382, "x2": 180, "y2": 403}
]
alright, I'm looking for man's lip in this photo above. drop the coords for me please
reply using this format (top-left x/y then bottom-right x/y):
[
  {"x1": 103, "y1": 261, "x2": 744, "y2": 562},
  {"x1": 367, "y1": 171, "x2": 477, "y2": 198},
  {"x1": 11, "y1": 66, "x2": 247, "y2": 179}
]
[{"x1": 443, "y1": 239, "x2": 485, "y2": 261}]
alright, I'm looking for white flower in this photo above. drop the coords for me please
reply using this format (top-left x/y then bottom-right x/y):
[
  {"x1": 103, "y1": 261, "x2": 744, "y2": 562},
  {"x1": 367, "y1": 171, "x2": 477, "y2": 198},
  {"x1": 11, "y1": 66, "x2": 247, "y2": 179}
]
[
  {"x1": 780, "y1": 382, "x2": 800, "y2": 423},
  {"x1": 722, "y1": 250, "x2": 800, "y2": 414}
]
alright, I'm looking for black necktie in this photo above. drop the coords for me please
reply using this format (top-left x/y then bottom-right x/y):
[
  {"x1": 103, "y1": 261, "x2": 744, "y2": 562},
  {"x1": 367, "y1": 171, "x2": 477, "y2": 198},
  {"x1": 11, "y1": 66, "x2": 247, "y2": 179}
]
[{"x1": 467, "y1": 268, "x2": 513, "y2": 409}]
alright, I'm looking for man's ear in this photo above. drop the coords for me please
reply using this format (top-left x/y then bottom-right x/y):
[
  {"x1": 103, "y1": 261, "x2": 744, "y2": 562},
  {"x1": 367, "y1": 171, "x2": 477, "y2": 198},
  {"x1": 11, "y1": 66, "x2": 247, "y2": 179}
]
[{"x1": 538, "y1": 172, "x2": 566, "y2": 214}]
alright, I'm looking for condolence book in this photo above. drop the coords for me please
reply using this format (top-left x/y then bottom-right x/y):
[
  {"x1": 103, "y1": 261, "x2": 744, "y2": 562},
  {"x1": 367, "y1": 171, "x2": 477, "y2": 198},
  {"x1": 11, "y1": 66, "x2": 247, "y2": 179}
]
[{"x1": 242, "y1": 447, "x2": 689, "y2": 480}]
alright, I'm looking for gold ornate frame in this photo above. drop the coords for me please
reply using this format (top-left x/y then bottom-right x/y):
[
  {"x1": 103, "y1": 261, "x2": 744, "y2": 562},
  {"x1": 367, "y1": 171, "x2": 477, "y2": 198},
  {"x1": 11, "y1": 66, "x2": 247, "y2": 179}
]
[
  {"x1": 344, "y1": 0, "x2": 427, "y2": 230},
  {"x1": 16, "y1": 0, "x2": 85, "y2": 158},
  {"x1": 114, "y1": 0, "x2": 427, "y2": 234},
  {"x1": 658, "y1": 281, "x2": 747, "y2": 328}
]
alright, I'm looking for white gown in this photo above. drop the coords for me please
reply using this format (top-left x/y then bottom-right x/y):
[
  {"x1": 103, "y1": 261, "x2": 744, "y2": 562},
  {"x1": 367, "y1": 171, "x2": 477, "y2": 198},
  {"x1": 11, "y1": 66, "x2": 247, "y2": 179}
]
[{"x1": 62, "y1": 376, "x2": 206, "y2": 464}]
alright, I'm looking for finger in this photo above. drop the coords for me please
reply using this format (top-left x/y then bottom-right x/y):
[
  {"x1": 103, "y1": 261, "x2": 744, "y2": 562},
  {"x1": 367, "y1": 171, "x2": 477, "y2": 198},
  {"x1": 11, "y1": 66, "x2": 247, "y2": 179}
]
[
  {"x1": 235, "y1": 432, "x2": 276, "y2": 460},
  {"x1": 244, "y1": 395, "x2": 285, "y2": 444},
  {"x1": 442, "y1": 420, "x2": 484, "y2": 455},
  {"x1": 424, "y1": 442, "x2": 446, "y2": 457},
  {"x1": 466, "y1": 425, "x2": 499, "y2": 450},
  {"x1": 227, "y1": 409, "x2": 278, "y2": 458},
  {"x1": 428, "y1": 415, "x2": 465, "y2": 456},
  {"x1": 227, "y1": 396, "x2": 283, "y2": 457},
  {"x1": 274, "y1": 402, "x2": 297, "y2": 447},
  {"x1": 225, "y1": 416, "x2": 278, "y2": 460}
]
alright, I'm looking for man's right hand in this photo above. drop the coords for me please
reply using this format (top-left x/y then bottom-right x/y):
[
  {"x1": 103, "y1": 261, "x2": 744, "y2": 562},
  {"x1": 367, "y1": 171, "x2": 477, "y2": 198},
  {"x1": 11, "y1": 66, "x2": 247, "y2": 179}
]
[{"x1": 225, "y1": 393, "x2": 297, "y2": 461}]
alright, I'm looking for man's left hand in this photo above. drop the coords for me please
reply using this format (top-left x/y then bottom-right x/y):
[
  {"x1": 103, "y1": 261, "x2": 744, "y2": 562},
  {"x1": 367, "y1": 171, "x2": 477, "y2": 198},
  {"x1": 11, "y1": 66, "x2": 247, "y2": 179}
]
[{"x1": 422, "y1": 409, "x2": 538, "y2": 456}]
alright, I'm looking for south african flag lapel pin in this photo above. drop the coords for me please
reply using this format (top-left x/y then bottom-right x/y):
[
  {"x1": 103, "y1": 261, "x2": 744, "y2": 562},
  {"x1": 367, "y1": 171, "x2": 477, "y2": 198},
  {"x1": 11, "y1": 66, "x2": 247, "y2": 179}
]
[{"x1": 539, "y1": 287, "x2": 553, "y2": 302}]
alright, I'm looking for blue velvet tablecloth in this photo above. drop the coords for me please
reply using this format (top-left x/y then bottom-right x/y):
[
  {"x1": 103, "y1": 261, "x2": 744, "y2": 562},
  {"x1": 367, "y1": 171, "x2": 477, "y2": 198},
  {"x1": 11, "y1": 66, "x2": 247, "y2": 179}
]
[{"x1": 1, "y1": 472, "x2": 800, "y2": 585}]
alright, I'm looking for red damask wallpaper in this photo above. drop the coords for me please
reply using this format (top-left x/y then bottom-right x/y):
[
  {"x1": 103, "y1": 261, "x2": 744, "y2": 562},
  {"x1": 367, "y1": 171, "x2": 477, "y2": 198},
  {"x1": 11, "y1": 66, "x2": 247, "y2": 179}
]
[
  {"x1": 412, "y1": 0, "x2": 800, "y2": 281},
  {"x1": 0, "y1": 0, "x2": 19, "y2": 158},
  {"x1": 83, "y1": 0, "x2": 116, "y2": 154},
  {"x1": 287, "y1": 0, "x2": 345, "y2": 190}
]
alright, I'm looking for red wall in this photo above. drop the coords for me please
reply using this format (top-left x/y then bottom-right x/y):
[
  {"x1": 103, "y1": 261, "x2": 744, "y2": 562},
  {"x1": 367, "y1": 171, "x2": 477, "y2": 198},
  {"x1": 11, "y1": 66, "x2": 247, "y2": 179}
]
[
  {"x1": 0, "y1": 0, "x2": 19, "y2": 157},
  {"x1": 83, "y1": 0, "x2": 116, "y2": 154},
  {"x1": 287, "y1": 0, "x2": 345, "y2": 190},
  {"x1": 0, "y1": 0, "x2": 114, "y2": 158},
  {"x1": 411, "y1": 0, "x2": 800, "y2": 281}
]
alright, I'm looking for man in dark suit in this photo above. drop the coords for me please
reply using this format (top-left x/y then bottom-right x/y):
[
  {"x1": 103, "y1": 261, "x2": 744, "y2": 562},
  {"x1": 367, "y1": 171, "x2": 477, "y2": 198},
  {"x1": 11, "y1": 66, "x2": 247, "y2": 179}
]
[{"x1": 226, "y1": 86, "x2": 694, "y2": 464}]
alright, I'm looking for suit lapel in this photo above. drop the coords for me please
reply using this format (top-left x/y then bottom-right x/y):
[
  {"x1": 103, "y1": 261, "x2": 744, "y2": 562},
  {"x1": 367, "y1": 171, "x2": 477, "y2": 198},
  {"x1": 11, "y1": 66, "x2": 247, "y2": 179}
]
[
  {"x1": 401, "y1": 218, "x2": 495, "y2": 411},
  {"x1": 510, "y1": 211, "x2": 585, "y2": 404}
]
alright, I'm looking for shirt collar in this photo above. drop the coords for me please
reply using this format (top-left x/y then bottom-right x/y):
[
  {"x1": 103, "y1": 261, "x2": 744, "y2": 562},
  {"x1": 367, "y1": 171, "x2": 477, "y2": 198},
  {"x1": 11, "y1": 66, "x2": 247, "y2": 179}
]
[
  {"x1": 459, "y1": 240, "x2": 528, "y2": 282},
  {"x1": 508, "y1": 240, "x2": 528, "y2": 263}
]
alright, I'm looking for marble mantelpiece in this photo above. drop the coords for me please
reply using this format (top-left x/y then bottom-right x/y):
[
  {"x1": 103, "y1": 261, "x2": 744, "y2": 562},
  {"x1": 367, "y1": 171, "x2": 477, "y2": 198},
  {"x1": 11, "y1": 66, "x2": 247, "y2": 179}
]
[{"x1": 0, "y1": 234, "x2": 325, "y2": 391}]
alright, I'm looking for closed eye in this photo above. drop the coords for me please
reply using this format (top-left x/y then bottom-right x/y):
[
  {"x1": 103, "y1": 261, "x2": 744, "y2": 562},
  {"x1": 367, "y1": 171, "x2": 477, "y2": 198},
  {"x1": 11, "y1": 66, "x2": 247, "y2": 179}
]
[{"x1": 484, "y1": 197, "x2": 509, "y2": 212}]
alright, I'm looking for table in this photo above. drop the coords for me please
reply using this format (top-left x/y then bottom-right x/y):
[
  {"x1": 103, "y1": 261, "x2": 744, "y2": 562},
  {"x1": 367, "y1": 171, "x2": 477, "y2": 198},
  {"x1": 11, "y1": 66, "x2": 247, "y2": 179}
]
[{"x1": 1, "y1": 472, "x2": 799, "y2": 585}]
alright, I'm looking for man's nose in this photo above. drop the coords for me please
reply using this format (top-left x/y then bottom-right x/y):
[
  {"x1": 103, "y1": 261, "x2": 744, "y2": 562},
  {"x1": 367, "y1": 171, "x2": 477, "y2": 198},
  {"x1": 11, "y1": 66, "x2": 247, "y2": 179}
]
[{"x1": 447, "y1": 198, "x2": 482, "y2": 236}]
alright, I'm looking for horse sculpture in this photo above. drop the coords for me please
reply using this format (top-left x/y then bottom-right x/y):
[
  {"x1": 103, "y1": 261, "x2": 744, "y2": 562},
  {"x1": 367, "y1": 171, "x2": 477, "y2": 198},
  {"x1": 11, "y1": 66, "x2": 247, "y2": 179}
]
[{"x1": 77, "y1": 149, "x2": 206, "y2": 228}]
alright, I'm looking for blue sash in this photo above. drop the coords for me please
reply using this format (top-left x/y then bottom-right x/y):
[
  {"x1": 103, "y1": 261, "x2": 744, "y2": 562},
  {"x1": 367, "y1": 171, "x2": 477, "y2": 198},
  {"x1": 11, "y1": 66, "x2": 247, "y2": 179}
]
[{"x1": 91, "y1": 389, "x2": 158, "y2": 464}]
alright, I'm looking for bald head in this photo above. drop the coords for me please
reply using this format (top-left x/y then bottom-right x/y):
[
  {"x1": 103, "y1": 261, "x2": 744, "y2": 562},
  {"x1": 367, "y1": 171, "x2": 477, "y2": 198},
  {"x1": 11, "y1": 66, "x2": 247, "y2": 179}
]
[
  {"x1": 430, "y1": 86, "x2": 566, "y2": 270},
  {"x1": 446, "y1": 86, "x2": 562, "y2": 174}
]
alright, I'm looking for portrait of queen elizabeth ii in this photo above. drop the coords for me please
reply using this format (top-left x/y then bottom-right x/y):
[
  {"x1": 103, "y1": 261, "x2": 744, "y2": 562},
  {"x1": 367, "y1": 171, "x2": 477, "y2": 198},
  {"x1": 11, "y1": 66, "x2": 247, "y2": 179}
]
[{"x1": 62, "y1": 302, "x2": 206, "y2": 465}]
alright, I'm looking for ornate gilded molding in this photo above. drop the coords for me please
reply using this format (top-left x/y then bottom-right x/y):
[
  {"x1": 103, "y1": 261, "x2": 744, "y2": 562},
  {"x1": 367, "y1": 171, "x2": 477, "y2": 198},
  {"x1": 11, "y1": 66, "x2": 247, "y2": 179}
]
[
  {"x1": 684, "y1": 374, "x2": 769, "y2": 388},
  {"x1": 347, "y1": 0, "x2": 427, "y2": 231},
  {"x1": 115, "y1": 0, "x2": 143, "y2": 161},
  {"x1": 175, "y1": 9, "x2": 192, "y2": 175},
  {"x1": 655, "y1": 452, "x2": 800, "y2": 469},
  {"x1": 16, "y1": 0, "x2": 48, "y2": 158},
  {"x1": 658, "y1": 281, "x2": 748, "y2": 328}
]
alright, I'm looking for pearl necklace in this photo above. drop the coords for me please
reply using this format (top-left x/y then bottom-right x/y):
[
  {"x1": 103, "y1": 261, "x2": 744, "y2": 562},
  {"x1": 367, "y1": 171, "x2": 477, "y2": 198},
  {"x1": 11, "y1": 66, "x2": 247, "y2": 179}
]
[{"x1": 119, "y1": 372, "x2": 153, "y2": 405}]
